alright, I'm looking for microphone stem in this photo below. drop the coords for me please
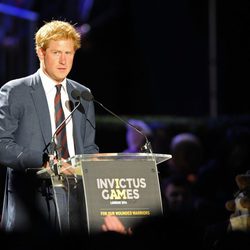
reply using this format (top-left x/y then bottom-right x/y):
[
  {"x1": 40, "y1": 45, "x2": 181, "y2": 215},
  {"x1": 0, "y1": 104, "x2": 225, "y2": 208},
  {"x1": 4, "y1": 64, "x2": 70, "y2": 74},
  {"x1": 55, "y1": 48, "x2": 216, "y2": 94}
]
[
  {"x1": 143, "y1": 139, "x2": 153, "y2": 154},
  {"x1": 54, "y1": 101, "x2": 80, "y2": 137},
  {"x1": 94, "y1": 99, "x2": 151, "y2": 153},
  {"x1": 48, "y1": 101, "x2": 81, "y2": 175}
]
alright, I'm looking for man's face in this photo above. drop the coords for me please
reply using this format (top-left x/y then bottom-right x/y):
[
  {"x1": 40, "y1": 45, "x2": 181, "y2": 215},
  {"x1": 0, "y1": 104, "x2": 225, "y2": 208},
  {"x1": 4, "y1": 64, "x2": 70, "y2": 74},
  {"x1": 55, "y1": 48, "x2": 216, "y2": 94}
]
[
  {"x1": 38, "y1": 39, "x2": 75, "y2": 83},
  {"x1": 164, "y1": 184, "x2": 191, "y2": 211}
]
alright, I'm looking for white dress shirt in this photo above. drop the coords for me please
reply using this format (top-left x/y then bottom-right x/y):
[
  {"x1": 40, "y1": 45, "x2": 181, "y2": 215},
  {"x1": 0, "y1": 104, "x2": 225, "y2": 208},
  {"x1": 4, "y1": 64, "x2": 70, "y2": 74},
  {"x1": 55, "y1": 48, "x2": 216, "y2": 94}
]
[{"x1": 39, "y1": 68, "x2": 75, "y2": 158}]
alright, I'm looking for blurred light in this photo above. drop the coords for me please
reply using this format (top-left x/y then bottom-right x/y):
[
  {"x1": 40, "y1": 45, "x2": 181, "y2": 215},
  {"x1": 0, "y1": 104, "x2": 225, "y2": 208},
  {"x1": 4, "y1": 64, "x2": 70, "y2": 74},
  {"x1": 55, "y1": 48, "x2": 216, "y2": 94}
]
[{"x1": 0, "y1": 3, "x2": 38, "y2": 21}]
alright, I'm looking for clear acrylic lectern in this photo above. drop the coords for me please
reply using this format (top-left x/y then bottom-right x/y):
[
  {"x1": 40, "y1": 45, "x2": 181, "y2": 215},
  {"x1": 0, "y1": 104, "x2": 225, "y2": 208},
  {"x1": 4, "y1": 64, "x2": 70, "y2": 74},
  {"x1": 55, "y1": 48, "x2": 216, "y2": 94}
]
[{"x1": 39, "y1": 153, "x2": 172, "y2": 234}]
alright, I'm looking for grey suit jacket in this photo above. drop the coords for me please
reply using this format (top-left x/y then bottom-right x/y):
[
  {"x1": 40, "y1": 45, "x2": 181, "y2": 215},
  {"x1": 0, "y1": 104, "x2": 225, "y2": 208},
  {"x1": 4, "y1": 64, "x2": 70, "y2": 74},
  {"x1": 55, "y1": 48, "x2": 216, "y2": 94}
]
[{"x1": 0, "y1": 70, "x2": 99, "y2": 233}]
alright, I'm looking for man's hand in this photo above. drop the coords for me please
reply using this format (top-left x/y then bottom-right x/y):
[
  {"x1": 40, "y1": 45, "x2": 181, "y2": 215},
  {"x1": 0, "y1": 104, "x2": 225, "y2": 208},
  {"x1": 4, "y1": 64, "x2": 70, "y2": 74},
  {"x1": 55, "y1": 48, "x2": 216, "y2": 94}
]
[
  {"x1": 101, "y1": 215, "x2": 132, "y2": 235},
  {"x1": 43, "y1": 156, "x2": 76, "y2": 176}
]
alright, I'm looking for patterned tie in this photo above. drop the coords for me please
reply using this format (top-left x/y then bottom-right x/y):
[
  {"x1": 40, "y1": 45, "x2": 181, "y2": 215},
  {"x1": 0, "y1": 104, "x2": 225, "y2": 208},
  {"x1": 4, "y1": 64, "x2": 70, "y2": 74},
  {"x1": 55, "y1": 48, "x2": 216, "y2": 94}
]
[{"x1": 54, "y1": 84, "x2": 70, "y2": 159}]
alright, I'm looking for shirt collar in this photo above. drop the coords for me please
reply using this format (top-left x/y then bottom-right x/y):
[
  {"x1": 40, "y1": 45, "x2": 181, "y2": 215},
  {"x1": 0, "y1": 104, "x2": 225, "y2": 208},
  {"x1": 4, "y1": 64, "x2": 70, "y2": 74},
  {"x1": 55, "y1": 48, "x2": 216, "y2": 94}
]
[{"x1": 38, "y1": 68, "x2": 67, "y2": 93}]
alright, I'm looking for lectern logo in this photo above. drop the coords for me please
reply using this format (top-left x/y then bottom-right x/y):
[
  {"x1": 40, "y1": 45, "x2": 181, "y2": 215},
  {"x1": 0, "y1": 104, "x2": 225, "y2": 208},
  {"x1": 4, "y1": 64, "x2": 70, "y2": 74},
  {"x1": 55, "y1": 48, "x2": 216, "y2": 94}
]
[{"x1": 96, "y1": 177, "x2": 147, "y2": 200}]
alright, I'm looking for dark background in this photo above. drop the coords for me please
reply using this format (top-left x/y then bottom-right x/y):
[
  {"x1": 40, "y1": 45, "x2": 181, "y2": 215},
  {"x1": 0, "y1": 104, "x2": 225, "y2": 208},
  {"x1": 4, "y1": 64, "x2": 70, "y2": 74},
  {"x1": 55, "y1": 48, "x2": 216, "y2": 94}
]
[
  {"x1": 1, "y1": 0, "x2": 250, "y2": 117},
  {"x1": 70, "y1": 0, "x2": 210, "y2": 116}
]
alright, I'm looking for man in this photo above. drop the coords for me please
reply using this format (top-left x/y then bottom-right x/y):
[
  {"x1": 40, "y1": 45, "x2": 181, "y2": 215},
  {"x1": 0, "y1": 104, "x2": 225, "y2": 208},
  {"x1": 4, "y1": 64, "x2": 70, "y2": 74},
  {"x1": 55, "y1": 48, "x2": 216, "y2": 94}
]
[{"x1": 0, "y1": 20, "x2": 99, "y2": 234}]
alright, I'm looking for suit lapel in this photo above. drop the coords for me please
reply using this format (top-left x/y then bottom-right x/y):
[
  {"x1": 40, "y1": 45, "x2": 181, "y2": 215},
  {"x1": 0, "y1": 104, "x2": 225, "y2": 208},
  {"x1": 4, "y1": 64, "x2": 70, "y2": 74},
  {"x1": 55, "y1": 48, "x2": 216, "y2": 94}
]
[
  {"x1": 66, "y1": 81, "x2": 82, "y2": 154},
  {"x1": 30, "y1": 72, "x2": 52, "y2": 152},
  {"x1": 28, "y1": 76, "x2": 83, "y2": 153}
]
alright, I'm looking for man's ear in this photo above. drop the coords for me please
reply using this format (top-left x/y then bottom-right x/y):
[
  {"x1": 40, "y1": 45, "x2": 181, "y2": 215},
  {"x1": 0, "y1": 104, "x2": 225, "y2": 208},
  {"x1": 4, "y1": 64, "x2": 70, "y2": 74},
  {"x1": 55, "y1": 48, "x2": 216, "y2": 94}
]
[{"x1": 37, "y1": 48, "x2": 45, "y2": 60}]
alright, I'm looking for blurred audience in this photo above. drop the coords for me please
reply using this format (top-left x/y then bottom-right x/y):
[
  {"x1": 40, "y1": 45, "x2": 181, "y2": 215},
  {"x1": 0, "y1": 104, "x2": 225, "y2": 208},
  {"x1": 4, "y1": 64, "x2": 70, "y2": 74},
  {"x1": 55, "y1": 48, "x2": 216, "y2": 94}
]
[
  {"x1": 161, "y1": 174, "x2": 197, "y2": 215},
  {"x1": 160, "y1": 174, "x2": 217, "y2": 238},
  {"x1": 123, "y1": 119, "x2": 152, "y2": 153},
  {"x1": 203, "y1": 171, "x2": 250, "y2": 250},
  {"x1": 149, "y1": 121, "x2": 170, "y2": 153},
  {"x1": 195, "y1": 125, "x2": 250, "y2": 221},
  {"x1": 160, "y1": 132, "x2": 204, "y2": 183}
]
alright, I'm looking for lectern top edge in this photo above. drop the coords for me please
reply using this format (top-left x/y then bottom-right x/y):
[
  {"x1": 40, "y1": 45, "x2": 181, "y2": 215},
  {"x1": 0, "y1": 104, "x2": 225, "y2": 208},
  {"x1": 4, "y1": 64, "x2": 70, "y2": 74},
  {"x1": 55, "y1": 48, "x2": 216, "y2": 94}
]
[{"x1": 67, "y1": 152, "x2": 172, "y2": 165}]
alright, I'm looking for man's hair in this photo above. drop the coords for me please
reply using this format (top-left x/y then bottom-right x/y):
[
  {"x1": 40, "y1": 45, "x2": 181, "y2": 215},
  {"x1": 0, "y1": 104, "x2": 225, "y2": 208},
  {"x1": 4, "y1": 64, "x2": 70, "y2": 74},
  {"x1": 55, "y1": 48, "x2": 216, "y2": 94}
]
[{"x1": 35, "y1": 20, "x2": 81, "y2": 52}]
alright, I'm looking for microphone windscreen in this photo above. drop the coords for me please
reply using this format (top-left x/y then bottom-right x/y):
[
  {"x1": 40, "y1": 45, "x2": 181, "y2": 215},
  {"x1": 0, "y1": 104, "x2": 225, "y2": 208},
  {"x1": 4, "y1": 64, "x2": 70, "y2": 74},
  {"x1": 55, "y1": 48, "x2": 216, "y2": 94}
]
[
  {"x1": 65, "y1": 100, "x2": 74, "y2": 112},
  {"x1": 81, "y1": 91, "x2": 94, "y2": 101},
  {"x1": 71, "y1": 89, "x2": 81, "y2": 100}
]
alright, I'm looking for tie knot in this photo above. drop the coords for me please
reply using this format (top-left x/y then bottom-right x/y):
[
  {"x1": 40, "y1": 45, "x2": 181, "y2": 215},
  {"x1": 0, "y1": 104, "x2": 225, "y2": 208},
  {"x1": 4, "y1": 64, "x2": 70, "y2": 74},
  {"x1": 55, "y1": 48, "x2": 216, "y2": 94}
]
[{"x1": 55, "y1": 84, "x2": 62, "y2": 93}]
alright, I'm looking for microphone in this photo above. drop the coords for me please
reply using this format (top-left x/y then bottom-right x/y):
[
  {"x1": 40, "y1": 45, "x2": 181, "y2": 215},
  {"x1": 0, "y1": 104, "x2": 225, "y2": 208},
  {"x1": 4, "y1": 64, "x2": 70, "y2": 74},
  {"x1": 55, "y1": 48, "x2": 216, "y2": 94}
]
[
  {"x1": 74, "y1": 90, "x2": 153, "y2": 154},
  {"x1": 51, "y1": 93, "x2": 81, "y2": 152},
  {"x1": 71, "y1": 89, "x2": 82, "y2": 100},
  {"x1": 39, "y1": 92, "x2": 81, "y2": 176}
]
